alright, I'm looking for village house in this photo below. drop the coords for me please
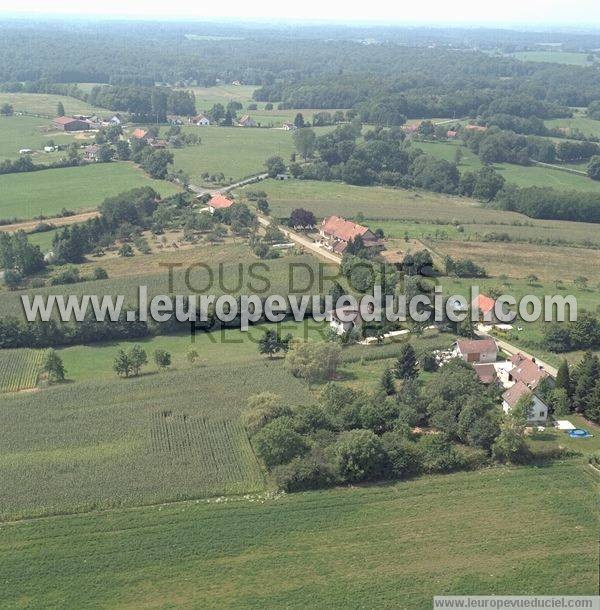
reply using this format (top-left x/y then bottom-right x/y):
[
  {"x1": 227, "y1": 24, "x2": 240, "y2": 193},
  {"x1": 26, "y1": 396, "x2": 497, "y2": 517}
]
[
  {"x1": 502, "y1": 381, "x2": 549, "y2": 425},
  {"x1": 237, "y1": 115, "x2": 257, "y2": 127},
  {"x1": 282, "y1": 122, "x2": 296, "y2": 131},
  {"x1": 147, "y1": 138, "x2": 168, "y2": 149},
  {"x1": 131, "y1": 128, "x2": 149, "y2": 140},
  {"x1": 206, "y1": 193, "x2": 234, "y2": 214},
  {"x1": 471, "y1": 293, "x2": 498, "y2": 323},
  {"x1": 52, "y1": 116, "x2": 90, "y2": 131},
  {"x1": 83, "y1": 144, "x2": 100, "y2": 162},
  {"x1": 507, "y1": 353, "x2": 549, "y2": 390},
  {"x1": 190, "y1": 114, "x2": 210, "y2": 126},
  {"x1": 328, "y1": 306, "x2": 362, "y2": 335},
  {"x1": 107, "y1": 114, "x2": 122, "y2": 125},
  {"x1": 454, "y1": 338, "x2": 498, "y2": 363},
  {"x1": 319, "y1": 215, "x2": 379, "y2": 254}
]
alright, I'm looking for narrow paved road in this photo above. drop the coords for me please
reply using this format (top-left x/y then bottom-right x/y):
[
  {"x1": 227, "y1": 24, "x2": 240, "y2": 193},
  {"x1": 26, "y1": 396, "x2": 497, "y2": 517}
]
[
  {"x1": 475, "y1": 329, "x2": 558, "y2": 376},
  {"x1": 188, "y1": 173, "x2": 268, "y2": 197},
  {"x1": 256, "y1": 215, "x2": 342, "y2": 264}
]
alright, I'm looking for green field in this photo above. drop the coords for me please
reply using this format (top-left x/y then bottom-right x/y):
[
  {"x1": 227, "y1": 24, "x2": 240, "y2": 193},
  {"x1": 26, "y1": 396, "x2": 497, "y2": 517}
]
[
  {"x1": 546, "y1": 114, "x2": 600, "y2": 139},
  {"x1": 163, "y1": 126, "x2": 297, "y2": 186},
  {"x1": 0, "y1": 359, "x2": 314, "y2": 520},
  {"x1": 0, "y1": 460, "x2": 595, "y2": 607},
  {"x1": 0, "y1": 92, "x2": 108, "y2": 117},
  {"x1": 413, "y1": 140, "x2": 600, "y2": 193},
  {"x1": 186, "y1": 84, "x2": 258, "y2": 108},
  {"x1": 0, "y1": 115, "x2": 94, "y2": 161},
  {"x1": 57, "y1": 320, "x2": 329, "y2": 382},
  {"x1": 0, "y1": 348, "x2": 42, "y2": 393},
  {"x1": 512, "y1": 51, "x2": 593, "y2": 65},
  {"x1": 0, "y1": 162, "x2": 180, "y2": 221},
  {"x1": 243, "y1": 179, "x2": 600, "y2": 240}
]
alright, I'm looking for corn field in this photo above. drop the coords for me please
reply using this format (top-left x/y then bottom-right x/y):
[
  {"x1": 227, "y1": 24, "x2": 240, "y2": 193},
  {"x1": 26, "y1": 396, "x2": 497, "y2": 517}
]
[{"x1": 0, "y1": 349, "x2": 43, "y2": 393}]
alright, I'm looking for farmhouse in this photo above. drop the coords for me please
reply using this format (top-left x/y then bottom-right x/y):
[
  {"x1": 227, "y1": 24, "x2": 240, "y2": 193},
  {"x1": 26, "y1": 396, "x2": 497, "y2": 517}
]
[
  {"x1": 206, "y1": 193, "x2": 234, "y2": 213},
  {"x1": 454, "y1": 338, "x2": 498, "y2": 363},
  {"x1": 328, "y1": 306, "x2": 362, "y2": 335},
  {"x1": 237, "y1": 115, "x2": 257, "y2": 127},
  {"x1": 507, "y1": 353, "x2": 549, "y2": 390},
  {"x1": 52, "y1": 116, "x2": 90, "y2": 131},
  {"x1": 83, "y1": 144, "x2": 100, "y2": 162},
  {"x1": 320, "y1": 215, "x2": 379, "y2": 254},
  {"x1": 148, "y1": 138, "x2": 168, "y2": 149},
  {"x1": 471, "y1": 293, "x2": 497, "y2": 322},
  {"x1": 446, "y1": 130, "x2": 458, "y2": 138},
  {"x1": 131, "y1": 128, "x2": 149, "y2": 140},
  {"x1": 502, "y1": 381, "x2": 549, "y2": 425},
  {"x1": 282, "y1": 122, "x2": 296, "y2": 131},
  {"x1": 190, "y1": 114, "x2": 210, "y2": 126},
  {"x1": 107, "y1": 114, "x2": 122, "y2": 125}
]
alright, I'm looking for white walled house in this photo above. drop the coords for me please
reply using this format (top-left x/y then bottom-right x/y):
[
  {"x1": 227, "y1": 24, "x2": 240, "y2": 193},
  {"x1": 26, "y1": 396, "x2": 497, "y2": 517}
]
[
  {"x1": 328, "y1": 307, "x2": 361, "y2": 335},
  {"x1": 502, "y1": 381, "x2": 549, "y2": 425},
  {"x1": 190, "y1": 114, "x2": 210, "y2": 126}
]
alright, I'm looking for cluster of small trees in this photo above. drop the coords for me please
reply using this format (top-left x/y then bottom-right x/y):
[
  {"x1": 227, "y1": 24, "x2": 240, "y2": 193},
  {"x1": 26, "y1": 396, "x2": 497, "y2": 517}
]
[
  {"x1": 245, "y1": 353, "x2": 530, "y2": 493},
  {"x1": 543, "y1": 312, "x2": 600, "y2": 353},
  {"x1": 113, "y1": 346, "x2": 172, "y2": 377}
]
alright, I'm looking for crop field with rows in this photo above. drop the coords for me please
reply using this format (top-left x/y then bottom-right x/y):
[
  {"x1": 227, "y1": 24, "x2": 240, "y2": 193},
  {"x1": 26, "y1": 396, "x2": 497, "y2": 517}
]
[
  {"x1": 0, "y1": 361, "x2": 311, "y2": 520},
  {"x1": 0, "y1": 348, "x2": 43, "y2": 393}
]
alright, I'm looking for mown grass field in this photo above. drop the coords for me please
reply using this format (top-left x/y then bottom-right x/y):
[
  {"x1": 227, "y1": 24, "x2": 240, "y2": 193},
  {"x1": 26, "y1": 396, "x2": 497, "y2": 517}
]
[
  {"x1": 0, "y1": 360, "x2": 314, "y2": 520},
  {"x1": 159, "y1": 125, "x2": 297, "y2": 186},
  {"x1": 0, "y1": 92, "x2": 108, "y2": 117},
  {"x1": 0, "y1": 348, "x2": 42, "y2": 393},
  {"x1": 0, "y1": 162, "x2": 180, "y2": 221},
  {"x1": 414, "y1": 140, "x2": 600, "y2": 192},
  {"x1": 512, "y1": 51, "x2": 593, "y2": 65},
  {"x1": 546, "y1": 114, "x2": 600, "y2": 139},
  {"x1": 0, "y1": 460, "x2": 595, "y2": 607},
  {"x1": 0, "y1": 115, "x2": 94, "y2": 161},
  {"x1": 57, "y1": 320, "x2": 329, "y2": 382}
]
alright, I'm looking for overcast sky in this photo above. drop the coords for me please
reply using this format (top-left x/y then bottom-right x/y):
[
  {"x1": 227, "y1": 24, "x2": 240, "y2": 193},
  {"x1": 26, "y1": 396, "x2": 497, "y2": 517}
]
[{"x1": 0, "y1": 0, "x2": 599, "y2": 26}]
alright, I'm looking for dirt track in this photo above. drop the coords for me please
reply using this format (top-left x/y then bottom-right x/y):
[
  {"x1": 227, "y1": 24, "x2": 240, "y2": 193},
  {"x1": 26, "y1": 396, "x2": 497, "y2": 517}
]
[{"x1": 0, "y1": 211, "x2": 100, "y2": 233}]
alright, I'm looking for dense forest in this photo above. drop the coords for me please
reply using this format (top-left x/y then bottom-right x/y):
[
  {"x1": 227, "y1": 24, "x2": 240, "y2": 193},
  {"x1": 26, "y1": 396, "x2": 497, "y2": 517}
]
[{"x1": 1, "y1": 21, "x2": 600, "y2": 120}]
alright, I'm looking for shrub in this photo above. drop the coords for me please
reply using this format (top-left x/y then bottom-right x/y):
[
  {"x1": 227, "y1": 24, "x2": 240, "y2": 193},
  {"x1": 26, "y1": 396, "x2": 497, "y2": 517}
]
[
  {"x1": 381, "y1": 430, "x2": 420, "y2": 479},
  {"x1": 417, "y1": 435, "x2": 465, "y2": 473},
  {"x1": 332, "y1": 429, "x2": 387, "y2": 483},
  {"x1": 252, "y1": 417, "x2": 309, "y2": 469},
  {"x1": 273, "y1": 449, "x2": 335, "y2": 492},
  {"x1": 243, "y1": 393, "x2": 293, "y2": 436}
]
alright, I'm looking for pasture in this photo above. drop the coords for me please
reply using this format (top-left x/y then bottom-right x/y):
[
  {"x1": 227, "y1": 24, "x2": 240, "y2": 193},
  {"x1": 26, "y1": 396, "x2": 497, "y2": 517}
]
[
  {"x1": 0, "y1": 162, "x2": 180, "y2": 221},
  {"x1": 0, "y1": 348, "x2": 42, "y2": 393},
  {"x1": 414, "y1": 140, "x2": 600, "y2": 192},
  {"x1": 0, "y1": 461, "x2": 595, "y2": 607},
  {"x1": 0, "y1": 92, "x2": 108, "y2": 117},
  {"x1": 0, "y1": 115, "x2": 93, "y2": 161},
  {"x1": 546, "y1": 114, "x2": 600, "y2": 139},
  {"x1": 164, "y1": 125, "x2": 297, "y2": 185},
  {"x1": 0, "y1": 360, "x2": 313, "y2": 520}
]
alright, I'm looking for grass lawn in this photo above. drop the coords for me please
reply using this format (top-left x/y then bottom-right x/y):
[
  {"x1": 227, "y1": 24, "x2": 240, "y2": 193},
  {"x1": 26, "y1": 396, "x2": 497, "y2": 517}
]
[
  {"x1": 0, "y1": 115, "x2": 94, "y2": 161},
  {"x1": 0, "y1": 162, "x2": 180, "y2": 221},
  {"x1": 512, "y1": 51, "x2": 593, "y2": 65},
  {"x1": 26, "y1": 228, "x2": 60, "y2": 253},
  {"x1": 185, "y1": 84, "x2": 258, "y2": 108},
  {"x1": 0, "y1": 460, "x2": 595, "y2": 607},
  {"x1": 158, "y1": 125, "x2": 297, "y2": 186},
  {"x1": 0, "y1": 92, "x2": 108, "y2": 117}
]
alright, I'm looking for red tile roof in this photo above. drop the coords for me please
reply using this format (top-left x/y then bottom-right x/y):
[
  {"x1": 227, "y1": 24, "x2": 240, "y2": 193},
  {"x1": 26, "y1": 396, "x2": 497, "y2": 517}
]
[
  {"x1": 456, "y1": 338, "x2": 497, "y2": 356},
  {"x1": 321, "y1": 216, "x2": 372, "y2": 243},
  {"x1": 132, "y1": 128, "x2": 148, "y2": 139},
  {"x1": 502, "y1": 380, "x2": 531, "y2": 408},
  {"x1": 471, "y1": 294, "x2": 496, "y2": 316},
  {"x1": 446, "y1": 130, "x2": 458, "y2": 137},
  {"x1": 208, "y1": 193, "x2": 234, "y2": 210},
  {"x1": 473, "y1": 363, "x2": 497, "y2": 384},
  {"x1": 509, "y1": 353, "x2": 549, "y2": 389}
]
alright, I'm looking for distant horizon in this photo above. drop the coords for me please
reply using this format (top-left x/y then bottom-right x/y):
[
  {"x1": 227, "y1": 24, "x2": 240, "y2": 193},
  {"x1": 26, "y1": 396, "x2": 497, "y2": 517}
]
[{"x1": 1, "y1": 0, "x2": 600, "y2": 30}]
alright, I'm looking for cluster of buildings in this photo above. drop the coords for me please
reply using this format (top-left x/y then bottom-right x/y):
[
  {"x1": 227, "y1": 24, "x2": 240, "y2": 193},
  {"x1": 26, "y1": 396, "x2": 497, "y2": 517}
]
[
  {"x1": 453, "y1": 337, "x2": 551, "y2": 425},
  {"x1": 52, "y1": 114, "x2": 122, "y2": 131},
  {"x1": 130, "y1": 128, "x2": 167, "y2": 149}
]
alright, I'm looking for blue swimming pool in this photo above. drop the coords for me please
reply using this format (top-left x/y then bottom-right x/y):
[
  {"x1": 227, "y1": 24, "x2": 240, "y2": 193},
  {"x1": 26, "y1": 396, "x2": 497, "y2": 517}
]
[{"x1": 569, "y1": 428, "x2": 591, "y2": 439}]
